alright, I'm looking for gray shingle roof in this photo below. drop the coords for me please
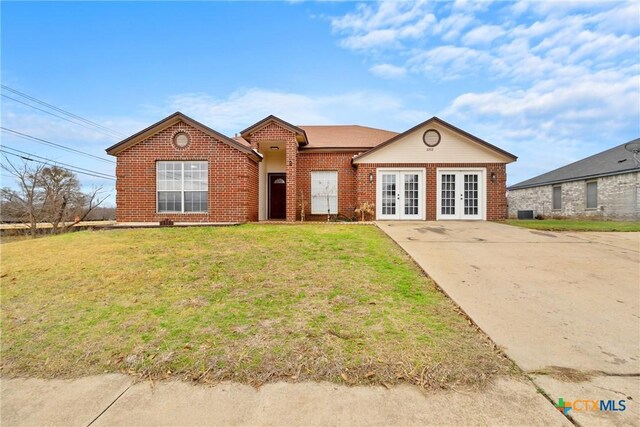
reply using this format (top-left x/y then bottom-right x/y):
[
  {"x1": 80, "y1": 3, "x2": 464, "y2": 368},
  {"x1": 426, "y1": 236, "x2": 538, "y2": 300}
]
[{"x1": 508, "y1": 138, "x2": 640, "y2": 190}]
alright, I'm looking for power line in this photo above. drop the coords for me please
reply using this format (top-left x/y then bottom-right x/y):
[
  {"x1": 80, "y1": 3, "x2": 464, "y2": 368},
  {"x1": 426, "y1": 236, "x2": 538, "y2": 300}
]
[
  {"x1": 0, "y1": 149, "x2": 116, "y2": 181},
  {"x1": 1, "y1": 94, "x2": 122, "y2": 141},
  {"x1": 1, "y1": 85, "x2": 127, "y2": 138},
  {"x1": 1, "y1": 145, "x2": 115, "y2": 180},
  {"x1": 0, "y1": 127, "x2": 116, "y2": 164}
]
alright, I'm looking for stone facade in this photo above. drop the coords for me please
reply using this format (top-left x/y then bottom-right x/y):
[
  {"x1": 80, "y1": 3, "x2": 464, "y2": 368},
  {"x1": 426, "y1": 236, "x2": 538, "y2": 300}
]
[{"x1": 508, "y1": 172, "x2": 640, "y2": 220}]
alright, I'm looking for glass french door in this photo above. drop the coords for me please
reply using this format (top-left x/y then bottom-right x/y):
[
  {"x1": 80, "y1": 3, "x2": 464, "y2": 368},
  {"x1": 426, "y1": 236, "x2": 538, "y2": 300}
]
[
  {"x1": 378, "y1": 170, "x2": 423, "y2": 220},
  {"x1": 437, "y1": 170, "x2": 483, "y2": 220}
]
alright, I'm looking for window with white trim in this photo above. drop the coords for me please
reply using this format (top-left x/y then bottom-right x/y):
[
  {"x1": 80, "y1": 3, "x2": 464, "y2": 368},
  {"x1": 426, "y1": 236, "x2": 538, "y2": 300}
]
[
  {"x1": 157, "y1": 161, "x2": 208, "y2": 213},
  {"x1": 311, "y1": 171, "x2": 338, "y2": 214}
]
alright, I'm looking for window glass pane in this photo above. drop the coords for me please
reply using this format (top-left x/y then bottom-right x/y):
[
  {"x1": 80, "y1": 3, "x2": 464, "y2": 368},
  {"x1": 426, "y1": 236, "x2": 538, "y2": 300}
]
[
  {"x1": 184, "y1": 162, "x2": 208, "y2": 191},
  {"x1": 184, "y1": 191, "x2": 208, "y2": 212},
  {"x1": 586, "y1": 182, "x2": 597, "y2": 209},
  {"x1": 157, "y1": 161, "x2": 208, "y2": 213},
  {"x1": 553, "y1": 186, "x2": 562, "y2": 210},
  {"x1": 441, "y1": 174, "x2": 456, "y2": 215},
  {"x1": 158, "y1": 191, "x2": 182, "y2": 212},
  {"x1": 157, "y1": 161, "x2": 182, "y2": 192},
  {"x1": 311, "y1": 171, "x2": 338, "y2": 214}
]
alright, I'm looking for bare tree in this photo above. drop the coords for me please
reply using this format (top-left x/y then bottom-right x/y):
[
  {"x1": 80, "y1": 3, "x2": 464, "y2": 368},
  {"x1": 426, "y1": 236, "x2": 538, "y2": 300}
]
[
  {"x1": 1, "y1": 157, "x2": 47, "y2": 237},
  {"x1": 39, "y1": 166, "x2": 82, "y2": 233},
  {"x1": 62, "y1": 185, "x2": 107, "y2": 232},
  {"x1": 1, "y1": 157, "x2": 109, "y2": 236}
]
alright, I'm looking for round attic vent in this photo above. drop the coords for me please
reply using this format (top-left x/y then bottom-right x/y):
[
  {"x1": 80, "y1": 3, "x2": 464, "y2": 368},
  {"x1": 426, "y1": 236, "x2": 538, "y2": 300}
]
[
  {"x1": 423, "y1": 129, "x2": 441, "y2": 147},
  {"x1": 174, "y1": 132, "x2": 190, "y2": 148}
]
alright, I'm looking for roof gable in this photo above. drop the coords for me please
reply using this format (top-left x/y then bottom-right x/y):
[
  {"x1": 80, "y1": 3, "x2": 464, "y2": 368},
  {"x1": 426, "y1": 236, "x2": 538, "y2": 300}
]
[
  {"x1": 240, "y1": 115, "x2": 308, "y2": 145},
  {"x1": 509, "y1": 139, "x2": 640, "y2": 190},
  {"x1": 105, "y1": 112, "x2": 261, "y2": 161},
  {"x1": 353, "y1": 116, "x2": 517, "y2": 164}
]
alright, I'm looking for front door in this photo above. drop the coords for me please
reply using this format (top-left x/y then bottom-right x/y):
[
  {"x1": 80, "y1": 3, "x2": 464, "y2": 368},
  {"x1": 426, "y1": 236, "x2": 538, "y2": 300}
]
[
  {"x1": 377, "y1": 170, "x2": 424, "y2": 220},
  {"x1": 268, "y1": 173, "x2": 286, "y2": 219},
  {"x1": 437, "y1": 169, "x2": 484, "y2": 220}
]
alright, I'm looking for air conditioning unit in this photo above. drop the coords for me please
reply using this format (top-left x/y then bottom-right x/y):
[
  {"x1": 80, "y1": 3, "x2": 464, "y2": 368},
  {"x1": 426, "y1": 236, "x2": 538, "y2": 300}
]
[{"x1": 517, "y1": 210, "x2": 535, "y2": 219}]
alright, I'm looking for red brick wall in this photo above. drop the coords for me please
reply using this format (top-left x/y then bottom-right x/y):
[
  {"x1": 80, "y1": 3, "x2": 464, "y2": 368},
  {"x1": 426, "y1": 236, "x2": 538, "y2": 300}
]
[
  {"x1": 115, "y1": 118, "x2": 508, "y2": 223},
  {"x1": 354, "y1": 163, "x2": 508, "y2": 221},
  {"x1": 297, "y1": 152, "x2": 359, "y2": 221},
  {"x1": 244, "y1": 122, "x2": 298, "y2": 221},
  {"x1": 115, "y1": 120, "x2": 259, "y2": 223},
  {"x1": 246, "y1": 158, "x2": 259, "y2": 222}
]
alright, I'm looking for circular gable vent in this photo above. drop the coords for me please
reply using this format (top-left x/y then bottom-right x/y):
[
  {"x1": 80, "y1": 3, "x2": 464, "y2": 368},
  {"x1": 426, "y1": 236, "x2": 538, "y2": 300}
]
[
  {"x1": 423, "y1": 129, "x2": 441, "y2": 147},
  {"x1": 173, "y1": 132, "x2": 190, "y2": 148}
]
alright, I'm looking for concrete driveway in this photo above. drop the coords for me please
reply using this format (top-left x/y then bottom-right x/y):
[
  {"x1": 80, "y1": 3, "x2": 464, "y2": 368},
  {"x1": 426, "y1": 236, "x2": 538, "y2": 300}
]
[{"x1": 379, "y1": 221, "x2": 640, "y2": 425}]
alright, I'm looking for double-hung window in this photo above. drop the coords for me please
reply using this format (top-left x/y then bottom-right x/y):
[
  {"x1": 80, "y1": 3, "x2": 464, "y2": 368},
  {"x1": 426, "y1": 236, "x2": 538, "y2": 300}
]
[
  {"x1": 311, "y1": 171, "x2": 338, "y2": 214},
  {"x1": 157, "y1": 161, "x2": 208, "y2": 213}
]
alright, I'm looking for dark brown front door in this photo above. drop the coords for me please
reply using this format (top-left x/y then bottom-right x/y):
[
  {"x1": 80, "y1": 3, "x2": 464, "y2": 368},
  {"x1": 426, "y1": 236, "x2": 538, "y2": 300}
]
[{"x1": 268, "y1": 173, "x2": 286, "y2": 219}]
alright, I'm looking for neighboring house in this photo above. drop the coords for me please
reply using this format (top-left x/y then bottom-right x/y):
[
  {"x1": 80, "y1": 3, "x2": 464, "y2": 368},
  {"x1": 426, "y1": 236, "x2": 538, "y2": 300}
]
[
  {"x1": 106, "y1": 112, "x2": 517, "y2": 223},
  {"x1": 508, "y1": 140, "x2": 640, "y2": 220}
]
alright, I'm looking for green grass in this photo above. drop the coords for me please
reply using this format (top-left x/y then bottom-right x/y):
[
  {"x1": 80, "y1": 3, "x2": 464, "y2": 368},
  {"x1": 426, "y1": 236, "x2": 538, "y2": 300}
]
[
  {"x1": 1, "y1": 225, "x2": 514, "y2": 388},
  {"x1": 505, "y1": 219, "x2": 640, "y2": 232}
]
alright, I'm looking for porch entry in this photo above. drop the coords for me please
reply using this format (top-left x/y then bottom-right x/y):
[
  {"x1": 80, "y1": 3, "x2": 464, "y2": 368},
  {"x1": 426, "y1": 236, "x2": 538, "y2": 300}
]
[
  {"x1": 436, "y1": 168, "x2": 485, "y2": 220},
  {"x1": 268, "y1": 173, "x2": 286, "y2": 219},
  {"x1": 376, "y1": 169, "x2": 425, "y2": 220}
]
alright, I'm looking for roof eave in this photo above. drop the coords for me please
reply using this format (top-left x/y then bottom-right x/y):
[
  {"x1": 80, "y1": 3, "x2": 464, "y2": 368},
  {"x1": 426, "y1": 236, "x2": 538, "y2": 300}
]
[
  {"x1": 508, "y1": 168, "x2": 640, "y2": 190},
  {"x1": 352, "y1": 116, "x2": 517, "y2": 163},
  {"x1": 239, "y1": 115, "x2": 308, "y2": 145},
  {"x1": 105, "y1": 112, "x2": 262, "y2": 162}
]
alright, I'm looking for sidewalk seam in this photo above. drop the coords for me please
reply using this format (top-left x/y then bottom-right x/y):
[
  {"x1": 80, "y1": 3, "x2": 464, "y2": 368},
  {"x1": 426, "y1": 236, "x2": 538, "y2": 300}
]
[
  {"x1": 86, "y1": 384, "x2": 132, "y2": 427},
  {"x1": 528, "y1": 376, "x2": 580, "y2": 427}
]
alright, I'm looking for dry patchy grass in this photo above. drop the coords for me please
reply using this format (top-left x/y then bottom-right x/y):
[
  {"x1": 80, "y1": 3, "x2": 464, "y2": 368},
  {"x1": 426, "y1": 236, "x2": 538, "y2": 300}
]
[{"x1": 1, "y1": 225, "x2": 516, "y2": 389}]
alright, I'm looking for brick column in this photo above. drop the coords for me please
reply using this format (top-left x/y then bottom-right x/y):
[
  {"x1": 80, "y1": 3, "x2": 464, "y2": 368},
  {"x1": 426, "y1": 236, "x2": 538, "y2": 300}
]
[{"x1": 286, "y1": 138, "x2": 298, "y2": 221}]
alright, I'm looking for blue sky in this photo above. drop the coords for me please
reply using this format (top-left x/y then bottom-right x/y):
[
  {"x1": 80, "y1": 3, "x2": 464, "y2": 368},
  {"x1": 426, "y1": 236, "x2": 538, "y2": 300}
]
[{"x1": 2, "y1": 1, "x2": 639, "y2": 205}]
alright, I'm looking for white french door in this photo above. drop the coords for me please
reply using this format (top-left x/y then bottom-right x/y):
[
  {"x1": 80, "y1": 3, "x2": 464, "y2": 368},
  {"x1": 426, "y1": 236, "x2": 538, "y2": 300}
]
[
  {"x1": 377, "y1": 169, "x2": 424, "y2": 220},
  {"x1": 437, "y1": 169, "x2": 485, "y2": 220}
]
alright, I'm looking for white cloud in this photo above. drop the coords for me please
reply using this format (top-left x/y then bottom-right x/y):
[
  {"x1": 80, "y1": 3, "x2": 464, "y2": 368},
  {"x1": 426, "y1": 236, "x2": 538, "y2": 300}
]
[
  {"x1": 408, "y1": 45, "x2": 491, "y2": 80},
  {"x1": 453, "y1": 0, "x2": 493, "y2": 12},
  {"x1": 369, "y1": 63, "x2": 407, "y2": 79},
  {"x1": 328, "y1": 0, "x2": 640, "y2": 184},
  {"x1": 462, "y1": 24, "x2": 506, "y2": 45},
  {"x1": 148, "y1": 88, "x2": 426, "y2": 134},
  {"x1": 332, "y1": 1, "x2": 436, "y2": 51},
  {"x1": 445, "y1": 71, "x2": 639, "y2": 122},
  {"x1": 433, "y1": 13, "x2": 475, "y2": 41}
]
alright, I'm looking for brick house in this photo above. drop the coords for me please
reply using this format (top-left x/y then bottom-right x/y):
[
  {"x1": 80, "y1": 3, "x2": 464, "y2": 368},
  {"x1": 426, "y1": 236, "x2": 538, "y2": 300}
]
[{"x1": 106, "y1": 112, "x2": 517, "y2": 223}]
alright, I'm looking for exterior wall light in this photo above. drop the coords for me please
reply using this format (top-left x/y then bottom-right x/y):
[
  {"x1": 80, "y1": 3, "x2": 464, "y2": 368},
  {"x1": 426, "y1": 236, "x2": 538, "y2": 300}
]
[
  {"x1": 369, "y1": 173, "x2": 373, "y2": 182},
  {"x1": 491, "y1": 172, "x2": 497, "y2": 182}
]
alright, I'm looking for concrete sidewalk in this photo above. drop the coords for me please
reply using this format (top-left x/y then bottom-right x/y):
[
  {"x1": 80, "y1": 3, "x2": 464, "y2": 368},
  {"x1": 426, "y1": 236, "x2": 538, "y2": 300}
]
[
  {"x1": 379, "y1": 221, "x2": 640, "y2": 426},
  {"x1": 1, "y1": 374, "x2": 570, "y2": 426}
]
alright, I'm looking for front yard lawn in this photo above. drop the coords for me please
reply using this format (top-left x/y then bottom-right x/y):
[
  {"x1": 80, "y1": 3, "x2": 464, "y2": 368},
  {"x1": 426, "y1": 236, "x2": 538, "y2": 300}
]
[
  {"x1": 505, "y1": 219, "x2": 640, "y2": 232},
  {"x1": 1, "y1": 225, "x2": 514, "y2": 389}
]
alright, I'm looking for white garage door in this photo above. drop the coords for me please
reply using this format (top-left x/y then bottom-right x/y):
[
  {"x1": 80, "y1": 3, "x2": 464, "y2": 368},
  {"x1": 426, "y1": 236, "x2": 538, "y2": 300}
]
[
  {"x1": 376, "y1": 169, "x2": 425, "y2": 220},
  {"x1": 437, "y1": 168, "x2": 485, "y2": 220}
]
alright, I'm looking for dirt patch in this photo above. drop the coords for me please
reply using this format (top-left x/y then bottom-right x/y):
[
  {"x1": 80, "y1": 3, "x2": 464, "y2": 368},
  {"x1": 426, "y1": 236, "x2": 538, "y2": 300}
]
[{"x1": 529, "y1": 366, "x2": 595, "y2": 382}]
